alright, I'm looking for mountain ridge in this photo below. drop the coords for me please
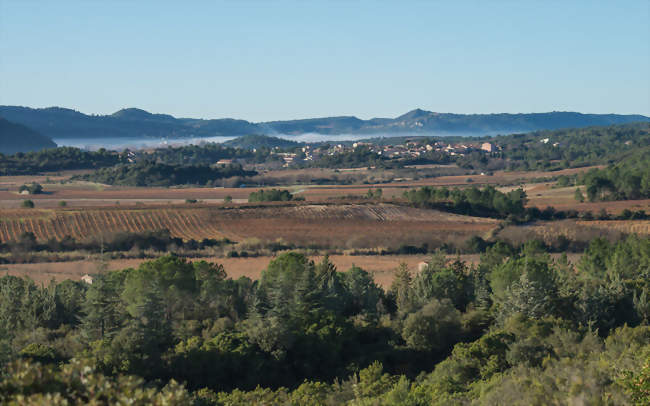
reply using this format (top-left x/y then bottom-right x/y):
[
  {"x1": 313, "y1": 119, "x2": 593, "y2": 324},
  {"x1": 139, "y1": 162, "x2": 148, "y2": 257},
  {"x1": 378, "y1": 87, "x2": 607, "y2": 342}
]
[{"x1": 0, "y1": 105, "x2": 647, "y2": 140}]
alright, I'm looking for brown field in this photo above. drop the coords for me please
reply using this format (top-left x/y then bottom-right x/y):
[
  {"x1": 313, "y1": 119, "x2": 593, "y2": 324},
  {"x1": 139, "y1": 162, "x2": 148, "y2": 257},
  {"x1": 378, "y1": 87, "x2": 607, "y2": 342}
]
[
  {"x1": 0, "y1": 165, "x2": 606, "y2": 209},
  {"x1": 0, "y1": 252, "x2": 581, "y2": 288},
  {"x1": 513, "y1": 183, "x2": 650, "y2": 213},
  {"x1": 0, "y1": 203, "x2": 498, "y2": 248}
]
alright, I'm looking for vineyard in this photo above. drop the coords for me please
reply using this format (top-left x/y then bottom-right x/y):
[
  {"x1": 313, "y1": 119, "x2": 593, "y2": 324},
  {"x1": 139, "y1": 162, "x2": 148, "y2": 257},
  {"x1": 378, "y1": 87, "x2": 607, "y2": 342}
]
[
  {"x1": 0, "y1": 204, "x2": 498, "y2": 248},
  {"x1": 0, "y1": 208, "x2": 224, "y2": 242}
]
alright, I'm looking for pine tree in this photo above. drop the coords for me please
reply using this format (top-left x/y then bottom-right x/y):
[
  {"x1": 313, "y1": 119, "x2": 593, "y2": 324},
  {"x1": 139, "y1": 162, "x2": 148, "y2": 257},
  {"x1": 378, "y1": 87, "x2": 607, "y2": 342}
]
[{"x1": 81, "y1": 275, "x2": 122, "y2": 341}]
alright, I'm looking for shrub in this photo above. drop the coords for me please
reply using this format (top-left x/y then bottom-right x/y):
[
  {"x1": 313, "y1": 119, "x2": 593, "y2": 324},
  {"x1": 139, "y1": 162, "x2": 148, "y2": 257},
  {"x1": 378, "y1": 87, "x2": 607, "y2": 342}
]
[
  {"x1": 18, "y1": 183, "x2": 43, "y2": 194},
  {"x1": 248, "y1": 189, "x2": 294, "y2": 202}
]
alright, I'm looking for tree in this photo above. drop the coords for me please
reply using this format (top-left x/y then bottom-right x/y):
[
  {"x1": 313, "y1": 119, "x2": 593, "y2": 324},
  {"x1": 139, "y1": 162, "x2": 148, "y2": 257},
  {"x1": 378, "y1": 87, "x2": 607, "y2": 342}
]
[
  {"x1": 574, "y1": 187, "x2": 585, "y2": 202},
  {"x1": 401, "y1": 299, "x2": 461, "y2": 352},
  {"x1": 389, "y1": 262, "x2": 416, "y2": 317},
  {"x1": 81, "y1": 274, "x2": 123, "y2": 341}
]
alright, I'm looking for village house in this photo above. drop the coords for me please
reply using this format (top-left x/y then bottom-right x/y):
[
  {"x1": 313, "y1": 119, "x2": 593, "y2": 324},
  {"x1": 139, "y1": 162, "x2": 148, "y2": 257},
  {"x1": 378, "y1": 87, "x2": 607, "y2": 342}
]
[{"x1": 481, "y1": 142, "x2": 494, "y2": 152}]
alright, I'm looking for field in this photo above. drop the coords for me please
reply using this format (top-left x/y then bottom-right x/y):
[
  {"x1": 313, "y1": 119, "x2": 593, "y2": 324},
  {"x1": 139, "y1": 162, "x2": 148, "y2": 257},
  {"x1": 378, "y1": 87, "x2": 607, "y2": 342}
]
[
  {"x1": 0, "y1": 203, "x2": 498, "y2": 249},
  {"x1": 1, "y1": 164, "x2": 648, "y2": 286},
  {"x1": 0, "y1": 165, "x2": 614, "y2": 209}
]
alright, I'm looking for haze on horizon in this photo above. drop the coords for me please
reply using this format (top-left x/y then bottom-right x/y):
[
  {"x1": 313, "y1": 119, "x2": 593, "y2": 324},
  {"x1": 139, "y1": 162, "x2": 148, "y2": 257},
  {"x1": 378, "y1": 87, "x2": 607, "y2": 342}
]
[{"x1": 1, "y1": 1, "x2": 649, "y2": 121}]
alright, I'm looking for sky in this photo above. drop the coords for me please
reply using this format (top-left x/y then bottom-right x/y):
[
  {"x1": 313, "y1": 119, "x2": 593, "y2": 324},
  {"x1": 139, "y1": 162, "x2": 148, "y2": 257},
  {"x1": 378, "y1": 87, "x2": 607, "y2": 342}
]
[{"x1": 1, "y1": 1, "x2": 649, "y2": 121}]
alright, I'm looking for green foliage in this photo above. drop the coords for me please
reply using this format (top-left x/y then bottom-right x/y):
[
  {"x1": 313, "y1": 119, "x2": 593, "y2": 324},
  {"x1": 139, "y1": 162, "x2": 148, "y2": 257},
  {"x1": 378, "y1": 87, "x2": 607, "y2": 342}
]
[
  {"x1": 402, "y1": 299, "x2": 461, "y2": 352},
  {"x1": 574, "y1": 187, "x2": 585, "y2": 202},
  {"x1": 18, "y1": 183, "x2": 43, "y2": 194},
  {"x1": 0, "y1": 146, "x2": 122, "y2": 175},
  {"x1": 364, "y1": 188, "x2": 382, "y2": 200},
  {"x1": 248, "y1": 188, "x2": 295, "y2": 202},
  {"x1": 306, "y1": 146, "x2": 389, "y2": 169},
  {"x1": 464, "y1": 122, "x2": 650, "y2": 171},
  {"x1": 0, "y1": 359, "x2": 191, "y2": 404},
  {"x1": 0, "y1": 238, "x2": 648, "y2": 403},
  {"x1": 403, "y1": 185, "x2": 527, "y2": 219},
  {"x1": 75, "y1": 161, "x2": 256, "y2": 187},
  {"x1": 578, "y1": 148, "x2": 650, "y2": 201},
  {"x1": 21, "y1": 200, "x2": 34, "y2": 208}
]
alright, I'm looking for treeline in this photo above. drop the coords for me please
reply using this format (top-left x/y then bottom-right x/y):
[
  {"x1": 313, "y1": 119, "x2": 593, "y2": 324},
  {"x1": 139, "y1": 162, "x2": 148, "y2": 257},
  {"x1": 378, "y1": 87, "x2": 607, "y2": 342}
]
[
  {"x1": 0, "y1": 237, "x2": 648, "y2": 403},
  {"x1": 0, "y1": 147, "x2": 123, "y2": 175},
  {"x1": 576, "y1": 148, "x2": 650, "y2": 201},
  {"x1": 303, "y1": 146, "x2": 392, "y2": 169},
  {"x1": 142, "y1": 142, "x2": 275, "y2": 166},
  {"x1": 74, "y1": 162, "x2": 257, "y2": 186},
  {"x1": 0, "y1": 230, "x2": 229, "y2": 257},
  {"x1": 402, "y1": 185, "x2": 650, "y2": 222},
  {"x1": 403, "y1": 185, "x2": 527, "y2": 219},
  {"x1": 248, "y1": 189, "x2": 303, "y2": 202}
]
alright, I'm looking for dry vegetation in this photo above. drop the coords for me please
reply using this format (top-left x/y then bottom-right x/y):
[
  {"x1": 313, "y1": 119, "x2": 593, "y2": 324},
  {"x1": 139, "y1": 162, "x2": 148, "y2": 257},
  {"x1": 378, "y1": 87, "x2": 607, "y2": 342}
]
[{"x1": 0, "y1": 203, "x2": 498, "y2": 250}]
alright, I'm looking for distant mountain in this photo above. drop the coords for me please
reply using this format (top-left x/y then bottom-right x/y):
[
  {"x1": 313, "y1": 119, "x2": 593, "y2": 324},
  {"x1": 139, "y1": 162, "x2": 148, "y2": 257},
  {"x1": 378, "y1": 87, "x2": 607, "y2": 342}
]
[
  {"x1": 223, "y1": 134, "x2": 301, "y2": 150},
  {"x1": 0, "y1": 106, "x2": 647, "y2": 141},
  {"x1": 0, "y1": 106, "x2": 257, "y2": 140},
  {"x1": 263, "y1": 116, "x2": 366, "y2": 135},
  {"x1": 0, "y1": 117, "x2": 57, "y2": 154}
]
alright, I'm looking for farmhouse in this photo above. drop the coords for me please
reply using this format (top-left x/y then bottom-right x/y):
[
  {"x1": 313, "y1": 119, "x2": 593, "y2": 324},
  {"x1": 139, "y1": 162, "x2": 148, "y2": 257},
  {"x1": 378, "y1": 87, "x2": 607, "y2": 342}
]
[{"x1": 481, "y1": 142, "x2": 494, "y2": 152}]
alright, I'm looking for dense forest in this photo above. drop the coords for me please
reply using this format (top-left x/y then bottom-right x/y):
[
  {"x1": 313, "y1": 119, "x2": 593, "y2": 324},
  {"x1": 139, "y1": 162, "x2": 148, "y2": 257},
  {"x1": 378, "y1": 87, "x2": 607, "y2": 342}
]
[
  {"x1": 0, "y1": 237, "x2": 648, "y2": 404},
  {"x1": 0, "y1": 147, "x2": 123, "y2": 175},
  {"x1": 73, "y1": 162, "x2": 257, "y2": 187}
]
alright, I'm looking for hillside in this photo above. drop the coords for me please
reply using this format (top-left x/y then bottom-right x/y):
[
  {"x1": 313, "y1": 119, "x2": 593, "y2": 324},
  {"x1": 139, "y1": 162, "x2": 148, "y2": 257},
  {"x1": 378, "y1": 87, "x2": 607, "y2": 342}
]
[
  {"x1": 0, "y1": 117, "x2": 57, "y2": 154},
  {"x1": 223, "y1": 134, "x2": 301, "y2": 150},
  {"x1": 0, "y1": 105, "x2": 647, "y2": 141}
]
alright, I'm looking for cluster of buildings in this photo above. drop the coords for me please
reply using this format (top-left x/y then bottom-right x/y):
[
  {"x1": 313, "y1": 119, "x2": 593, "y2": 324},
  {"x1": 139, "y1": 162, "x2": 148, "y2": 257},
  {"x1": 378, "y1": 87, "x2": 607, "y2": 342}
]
[
  {"x1": 290, "y1": 140, "x2": 499, "y2": 163},
  {"x1": 217, "y1": 140, "x2": 500, "y2": 168}
]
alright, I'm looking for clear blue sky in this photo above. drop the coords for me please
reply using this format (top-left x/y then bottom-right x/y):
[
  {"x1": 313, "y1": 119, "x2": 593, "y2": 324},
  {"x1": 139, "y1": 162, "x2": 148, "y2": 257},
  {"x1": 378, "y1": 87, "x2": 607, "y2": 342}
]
[{"x1": 1, "y1": 1, "x2": 648, "y2": 121}]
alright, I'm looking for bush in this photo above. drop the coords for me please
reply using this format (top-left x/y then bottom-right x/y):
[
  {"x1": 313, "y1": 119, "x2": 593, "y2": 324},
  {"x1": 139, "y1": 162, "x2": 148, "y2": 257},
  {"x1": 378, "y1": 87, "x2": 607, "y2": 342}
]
[
  {"x1": 248, "y1": 189, "x2": 295, "y2": 202},
  {"x1": 402, "y1": 299, "x2": 462, "y2": 352},
  {"x1": 18, "y1": 183, "x2": 43, "y2": 194},
  {"x1": 21, "y1": 199, "x2": 34, "y2": 208}
]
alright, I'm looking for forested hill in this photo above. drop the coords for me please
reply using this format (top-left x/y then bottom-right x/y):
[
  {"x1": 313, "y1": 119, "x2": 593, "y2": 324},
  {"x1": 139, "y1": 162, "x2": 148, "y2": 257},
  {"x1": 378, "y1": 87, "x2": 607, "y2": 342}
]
[
  {"x1": 0, "y1": 105, "x2": 647, "y2": 140},
  {"x1": 0, "y1": 117, "x2": 57, "y2": 154}
]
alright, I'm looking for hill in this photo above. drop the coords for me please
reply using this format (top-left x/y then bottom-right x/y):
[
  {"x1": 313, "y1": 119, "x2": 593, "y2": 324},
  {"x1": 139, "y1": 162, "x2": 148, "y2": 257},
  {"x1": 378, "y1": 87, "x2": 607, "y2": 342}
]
[
  {"x1": 0, "y1": 105, "x2": 647, "y2": 141},
  {"x1": 0, "y1": 117, "x2": 57, "y2": 154},
  {"x1": 223, "y1": 134, "x2": 302, "y2": 150}
]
